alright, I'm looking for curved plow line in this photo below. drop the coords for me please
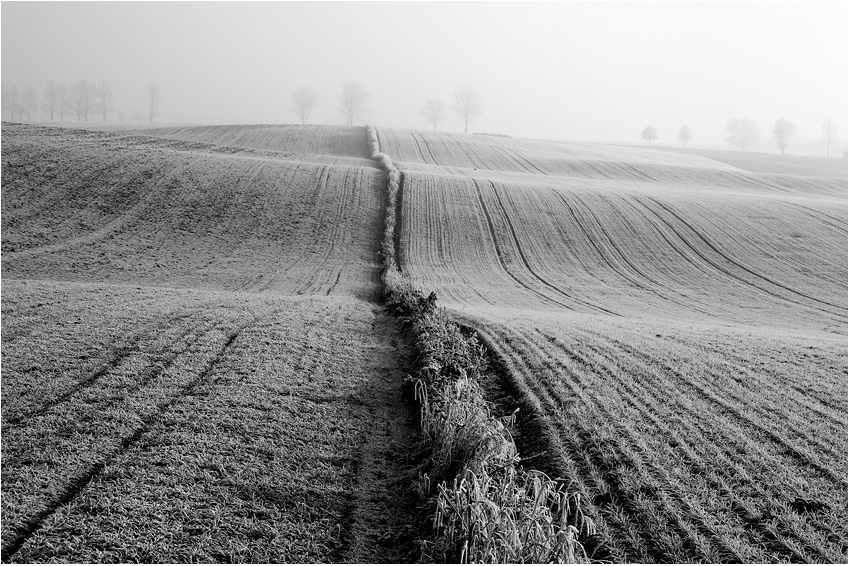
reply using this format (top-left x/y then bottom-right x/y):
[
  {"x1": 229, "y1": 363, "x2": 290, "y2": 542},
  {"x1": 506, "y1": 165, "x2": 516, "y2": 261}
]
[
  {"x1": 646, "y1": 195, "x2": 845, "y2": 311},
  {"x1": 659, "y1": 331, "x2": 847, "y2": 432},
  {"x1": 590, "y1": 331, "x2": 846, "y2": 486},
  {"x1": 505, "y1": 326, "x2": 759, "y2": 563},
  {"x1": 486, "y1": 181, "x2": 619, "y2": 316},
  {"x1": 470, "y1": 324, "x2": 638, "y2": 563},
  {"x1": 626, "y1": 195, "x2": 844, "y2": 321},
  {"x1": 470, "y1": 179, "x2": 576, "y2": 311},
  {"x1": 536, "y1": 326, "x2": 833, "y2": 562},
  {"x1": 788, "y1": 202, "x2": 848, "y2": 234},
  {"x1": 0, "y1": 319, "x2": 253, "y2": 562},
  {"x1": 483, "y1": 323, "x2": 739, "y2": 563},
  {"x1": 2, "y1": 311, "x2": 198, "y2": 429},
  {"x1": 685, "y1": 199, "x2": 847, "y2": 288},
  {"x1": 571, "y1": 336, "x2": 839, "y2": 561},
  {"x1": 551, "y1": 188, "x2": 713, "y2": 315},
  {"x1": 592, "y1": 328, "x2": 847, "y2": 475},
  {"x1": 415, "y1": 131, "x2": 439, "y2": 165}
]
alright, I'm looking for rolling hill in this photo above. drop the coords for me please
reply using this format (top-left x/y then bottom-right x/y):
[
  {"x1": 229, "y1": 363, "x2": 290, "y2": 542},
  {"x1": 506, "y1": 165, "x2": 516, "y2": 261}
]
[{"x1": 377, "y1": 127, "x2": 848, "y2": 563}]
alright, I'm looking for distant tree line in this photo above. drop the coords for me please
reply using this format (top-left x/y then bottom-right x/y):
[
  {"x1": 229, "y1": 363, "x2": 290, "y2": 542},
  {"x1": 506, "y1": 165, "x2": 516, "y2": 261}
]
[
  {"x1": 637, "y1": 118, "x2": 843, "y2": 157},
  {"x1": 2, "y1": 80, "x2": 162, "y2": 124},
  {"x1": 290, "y1": 83, "x2": 485, "y2": 135}
]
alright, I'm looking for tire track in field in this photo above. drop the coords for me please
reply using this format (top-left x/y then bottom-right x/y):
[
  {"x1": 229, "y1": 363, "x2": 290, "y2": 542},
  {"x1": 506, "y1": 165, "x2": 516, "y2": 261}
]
[
  {"x1": 644, "y1": 195, "x2": 844, "y2": 312},
  {"x1": 550, "y1": 188, "x2": 707, "y2": 313},
  {"x1": 661, "y1": 332, "x2": 846, "y2": 433},
  {"x1": 408, "y1": 131, "x2": 429, "y2": 164},
  {"x1": 501, "y1": 326, "x2": 753, "y2": 563},
  {"x1": 623, "y1": 195, "x2": 844, "y2": 321},
  {"x1": 567, "y1": 334, "x2": 837, "y2": 562},
  {"x1": 786, "y1": 202, "x2": 848, "y2": 234},
  {"x1": 2, "y1": 312, "x2": 197, "y2": 427},
  {"x1": 479, "y1": 324, "x2": 699, "y2": 563},
  {"x1": 415, "y1": 131, "x2": 439, "y2": 165},
  {"x1": 470, "y1": 324, "x2": 638, "y2": 563},
  {"x1": 590, "y1": 331, "x2": 846, "y2": 485},
  {"x1": 471, "y1": 179, "x2": 576, "y2": 312},
  {"x1": 482, "y1": 323, "x2": 800, "y2": 563},
  {"x1": 0, "y1": 322, "x2": 249, "y2": 562},
  {"x1": 481, "y1": 324, "x2": 679, "y2": 561},
  {"x1": 485, "y1": 181, "x2": 620, "y2": 316},
  {"x1": 4, "y1": 175, "x2": 166, "y2": 261}
]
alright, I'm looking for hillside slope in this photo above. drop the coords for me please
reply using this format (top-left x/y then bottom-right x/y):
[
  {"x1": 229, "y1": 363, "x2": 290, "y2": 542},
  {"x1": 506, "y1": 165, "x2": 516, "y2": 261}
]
[
  {"x1": 1, "y1": 123, "x2": 418, "y2": 563},
  {"x1": 2, "y1": 124, "x2": 385, "y2": 300},
  {"x1": 378, "y1": 127, "x2": 848, "y2": 563}
]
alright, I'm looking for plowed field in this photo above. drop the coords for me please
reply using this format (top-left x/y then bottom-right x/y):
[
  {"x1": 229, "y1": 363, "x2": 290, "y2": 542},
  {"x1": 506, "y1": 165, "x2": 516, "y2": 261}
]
[
  {"x1": 1, "y1": 124, "x2": 417, "y2": 563},
  {"x1": 380, "y1": 127, "x2": 848, "y2": 562},
  {"x1": 3, "y1": 124, "x2": 385, "y2": 299}
]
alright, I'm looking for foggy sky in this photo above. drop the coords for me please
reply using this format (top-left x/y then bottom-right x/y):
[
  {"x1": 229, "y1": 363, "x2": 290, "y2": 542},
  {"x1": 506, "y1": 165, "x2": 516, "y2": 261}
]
[{"x1": 2, "y1": 1, "x2": 847, "y2": 150}]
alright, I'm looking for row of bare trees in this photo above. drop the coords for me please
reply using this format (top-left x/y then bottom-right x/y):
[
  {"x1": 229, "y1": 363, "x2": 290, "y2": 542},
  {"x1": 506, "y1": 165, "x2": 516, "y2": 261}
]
[
  {"x1": 290, "y1": 81, "x2": 369, "y2": 127},
  {"x1": 639, "y1": 119, "x2": 841, "y2": 156},
  {"x1": 290, "y1": 82, "x2": 485, "y2": 134},
  {"x1": 725, "y1": 117, "x2": 839, "y2": 155},
  {"x1": 421, "y1": 87, "x2": 484, "y2": 134},
  {"x1": 2, "y1": 81, "x2": 161, "y2": 124}
]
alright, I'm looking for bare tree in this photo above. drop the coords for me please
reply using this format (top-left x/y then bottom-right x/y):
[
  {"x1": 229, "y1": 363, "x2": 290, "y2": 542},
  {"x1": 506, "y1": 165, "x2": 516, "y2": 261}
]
[
  {"x1": 22, "y1": 85, "x2": 38, "y2": 121},
  {"x1": 453, "y1": 87, "x2": 483, "y2": 134},
  {"x1": 117, "y1": 109, "x2": 126, "y2": 122},
  {"x1": 338, "y1": 81, "x2": 369, "y2": 126},
  {"x1": 42, "y1": 81, "x2": 61, "y2": 121},
  {"x1": 641, "y1": 126, "x2": 658, "y2": 145},
  {"x1": 148, "y1": 81, "x2": 161, "y2": 123},
  {"x1": 291, "y1": 86, "x2": 317, "y2": 125},
  {"x1": 94, "y1": 80, "x2": 114, "y2": 122},
  {"x1": 677, "y1": 125, "x2": 693, "y2": 147},
  {"x1": 725, "y1": 118, "x2": 760, "y2": 151},
  {"x1": 2, "y1": 84, "x2": 20, "y2": 121},
  {"x1": 822, "y1": 119, "x2": 838, "y2": 157},
  {"x1": 70, "y1": 80, "x2": 94, "y2": 121},
  {"x1": 772, "y1": 118, "x2": 796, "y2": 155},
  {"x1": 132, "y1": 109, "x2": 144, "y2": 124},
  {"x1": 421, "y1": 99, "x2": 446, "y2": 131},
  {"x1": 57, "y1": 83, "x2": 69, "y2": 121}
]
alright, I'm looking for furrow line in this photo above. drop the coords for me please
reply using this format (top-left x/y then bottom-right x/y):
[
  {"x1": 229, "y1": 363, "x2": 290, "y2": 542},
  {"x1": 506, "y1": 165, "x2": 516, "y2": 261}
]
[{"x1": 0, "y1": 327, "x2": 244, "y2": 562}]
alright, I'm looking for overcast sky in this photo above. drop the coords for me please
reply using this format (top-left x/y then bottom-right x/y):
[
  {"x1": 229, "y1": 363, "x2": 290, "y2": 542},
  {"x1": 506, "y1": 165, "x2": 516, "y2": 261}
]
[{"x1": 2, "y1": 1, "x2": 847, "y2": 148}]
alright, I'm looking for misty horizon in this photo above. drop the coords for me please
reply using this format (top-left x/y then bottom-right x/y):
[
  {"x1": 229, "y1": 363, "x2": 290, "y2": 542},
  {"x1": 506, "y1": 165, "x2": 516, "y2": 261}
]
[{"x1": 2, "y1": 1, "x2": 847, "y2": 153}]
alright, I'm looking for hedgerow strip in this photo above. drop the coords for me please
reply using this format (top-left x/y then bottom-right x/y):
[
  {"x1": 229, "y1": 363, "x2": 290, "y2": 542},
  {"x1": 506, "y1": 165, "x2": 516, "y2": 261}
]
[{"x1": 365, "y1": 125, "x2": 593, "y2": 563}]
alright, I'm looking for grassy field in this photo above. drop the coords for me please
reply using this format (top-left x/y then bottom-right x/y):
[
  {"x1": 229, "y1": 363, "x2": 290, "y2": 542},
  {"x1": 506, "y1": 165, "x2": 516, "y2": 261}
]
[
  {"x1": 377, "y1": 127, "x2": 848, "y2": 562},
  {"x1": 2, "y1": 121, "x2": 846, "y2": 563},
  {"x1": 1, "y1": 124, "x2": 417, "y2": 563}
]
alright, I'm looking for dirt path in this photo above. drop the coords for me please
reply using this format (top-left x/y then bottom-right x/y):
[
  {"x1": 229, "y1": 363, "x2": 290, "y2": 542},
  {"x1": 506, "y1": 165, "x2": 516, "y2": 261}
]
[{"x1": 338, "y1": 312, "x2": 420, "y2": 563}]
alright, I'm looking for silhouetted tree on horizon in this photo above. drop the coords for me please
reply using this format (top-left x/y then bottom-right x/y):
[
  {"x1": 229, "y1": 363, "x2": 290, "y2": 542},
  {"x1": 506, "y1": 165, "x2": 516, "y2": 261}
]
[
  {"x1": 677, "y1": 125, "x2": 692, "y2": 147},
  {"x1": 70, "y1": 80, "x2": 94, "y2": 121},
  {"x1": 2, "y1": 84, "x2": 20, "y2": 121},
  {"x1": 338, "y1": 81, "x2": 369, "y2": 126},
  {"x1": 148, "y1": 81, "x2": 161, "y2": 123},
  {"x1": 42, "y1": 82, "x2": 61, "y2": 121},
  {"x1": 641, "y1": 126, "x2": 658, "y2": 145},
  {"x1": 421, "y1": 99, "x2": 446, "y2": 131},
  {"x1": 22, "y1": 85, "x2": 37, "y2": 121},
  {"x1": 453, "y1": 87, "x2": 483, "y2": 134},
  {"x1": 57, "y1": 83, "x2": 69, "y2": 121},
  {"x1": 772, "y1": 118, "x2": 796, "y2": 155},
  {"x1": 94, "y1": 80, "x2": 114, "y2": 122},
  {"x1": 725, "y1": 118, "x2": 760, "y2": 151},
  {"x1": 292, "y1": 86, "x2": 317, "y2": 125},
  {"x1": 822, "y1": 119, "x2": 838, "y2": 157}
]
